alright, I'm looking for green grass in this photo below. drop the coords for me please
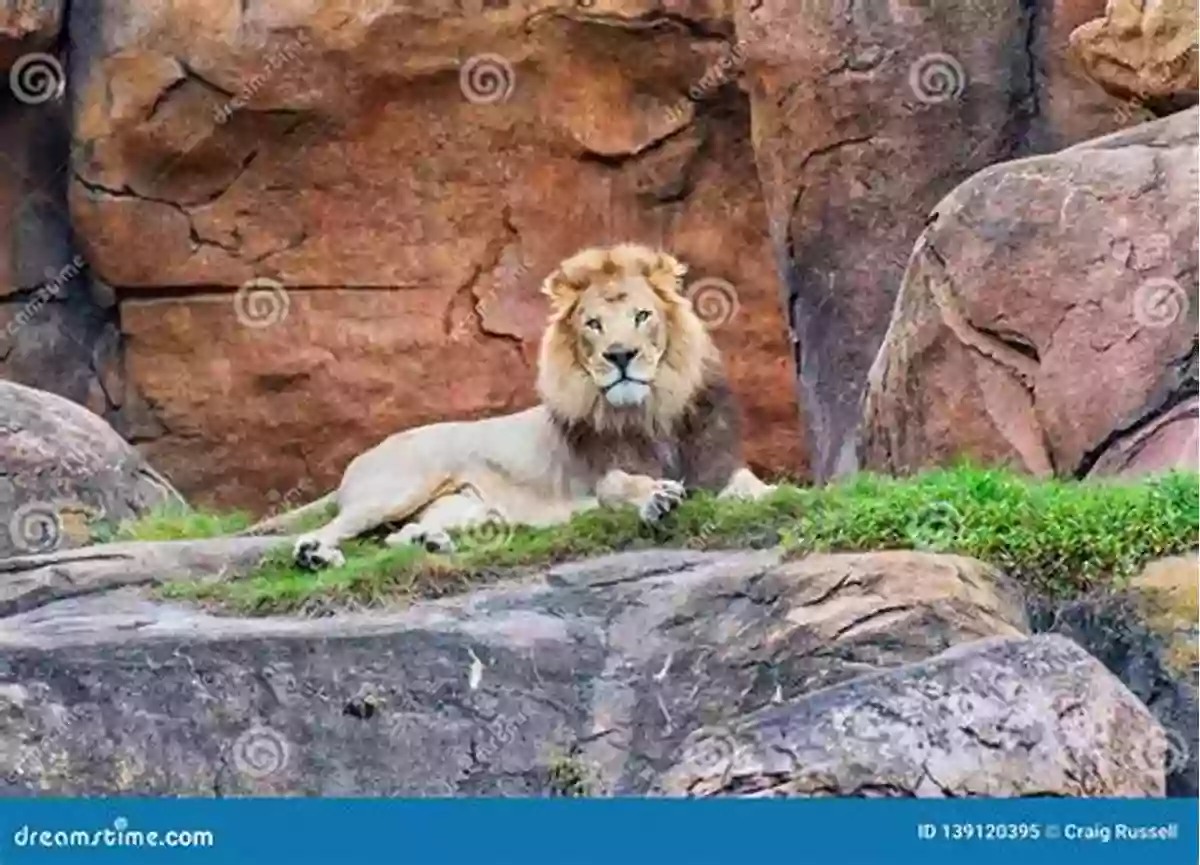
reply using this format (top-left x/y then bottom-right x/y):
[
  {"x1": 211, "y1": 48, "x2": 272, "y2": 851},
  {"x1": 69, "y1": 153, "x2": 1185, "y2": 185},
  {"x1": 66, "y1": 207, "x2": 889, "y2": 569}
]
[
  {"x1": 90, "y1": 498, "x2": 337, "y2": 544},
  {"x1": 90, "y1": 501, "x2": 255, "y2": 543},
  {"x1": 149, "y1": 466, "x2": 1198, "y2": 617}
]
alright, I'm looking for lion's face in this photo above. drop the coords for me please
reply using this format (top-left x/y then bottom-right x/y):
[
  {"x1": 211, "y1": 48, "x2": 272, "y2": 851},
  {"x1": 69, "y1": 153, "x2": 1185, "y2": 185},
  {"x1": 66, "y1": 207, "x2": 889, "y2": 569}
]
[
  {"x1": 537, "y1": 243, "x2": 720, "y2": 435},
  {"x1": 573, "y1": 277, "x2": 668, "y2": 408}
]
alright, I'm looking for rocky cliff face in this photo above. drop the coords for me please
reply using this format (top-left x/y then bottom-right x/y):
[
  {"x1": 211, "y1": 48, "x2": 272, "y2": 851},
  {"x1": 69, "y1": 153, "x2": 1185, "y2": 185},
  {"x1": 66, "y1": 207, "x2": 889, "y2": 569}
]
[{"x1": 2, "y1": 0, "x2": 1177, "y2": 510}]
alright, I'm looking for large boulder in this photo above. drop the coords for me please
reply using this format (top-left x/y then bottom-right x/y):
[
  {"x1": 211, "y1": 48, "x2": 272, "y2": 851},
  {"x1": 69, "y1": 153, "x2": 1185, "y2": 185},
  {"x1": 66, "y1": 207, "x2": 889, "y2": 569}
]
[
  {"x1": 659, "y1": 634, "x2": 1167, "y2": 797},
  {"x1": 56, "y1": 1, "x2": 806, "y2": 511},
  {"x1": 1030, "y1": 553, "x2": 1200, "y2": 797},
  {"x1": 0, "y1": 380, "x2": 183, "y2": 557},
  {"x1": 734, "y1": 0, "x2": 1145, "y2": 480},
  {"x1": 0, "y1": 548, "x2": 1056, "y2": 795},
  {"x1": 1070, "y1": 0, "x2": 1199, "y2": 111},
  {"x1": 860, "y1": 108, "x2": 1198, "y2": 478}
]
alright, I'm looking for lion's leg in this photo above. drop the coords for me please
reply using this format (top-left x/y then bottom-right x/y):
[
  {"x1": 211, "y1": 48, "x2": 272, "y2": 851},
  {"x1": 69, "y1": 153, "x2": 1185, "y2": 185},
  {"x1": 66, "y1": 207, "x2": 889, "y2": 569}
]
[
  {"x1": 384, "y1": 491, "x2": 494, "y2": 554},
  {"x1": 292, "y1": 504, "x2": 393, "y2": 570},
  {"x1": 717, "y1": 467, "x2": 777, "y2": 501},
  {"x1": 595, "y1": 469, "x2": 685, "y2": 524}
]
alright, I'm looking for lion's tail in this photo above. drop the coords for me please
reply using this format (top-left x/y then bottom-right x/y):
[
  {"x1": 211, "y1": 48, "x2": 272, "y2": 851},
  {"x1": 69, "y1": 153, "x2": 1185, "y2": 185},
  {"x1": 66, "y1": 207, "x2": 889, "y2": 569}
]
[{"x1": 236, "y1": 491, "x2": 338, "y2": 537}]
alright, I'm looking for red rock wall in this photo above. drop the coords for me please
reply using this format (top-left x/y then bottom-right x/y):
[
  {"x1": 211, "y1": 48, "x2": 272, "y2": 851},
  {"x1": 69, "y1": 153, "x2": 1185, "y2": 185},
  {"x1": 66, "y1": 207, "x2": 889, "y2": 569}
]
[{"x1": 61, "y1": 3, "x2": 806, "y2": 510}]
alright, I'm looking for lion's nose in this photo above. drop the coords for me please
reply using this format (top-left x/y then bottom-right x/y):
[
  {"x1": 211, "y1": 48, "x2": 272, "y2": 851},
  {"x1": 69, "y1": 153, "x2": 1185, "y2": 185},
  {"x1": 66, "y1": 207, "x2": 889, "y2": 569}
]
[{"x1": 603, "y1": 348, "x2": 638, "y2": 370}]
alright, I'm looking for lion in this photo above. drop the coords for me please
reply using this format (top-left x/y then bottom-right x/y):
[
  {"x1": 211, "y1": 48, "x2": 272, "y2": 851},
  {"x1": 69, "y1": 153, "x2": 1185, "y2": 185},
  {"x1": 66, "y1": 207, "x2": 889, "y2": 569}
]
[{"x1": 243, "y1": 242, "x2": 777, "y2": 570}]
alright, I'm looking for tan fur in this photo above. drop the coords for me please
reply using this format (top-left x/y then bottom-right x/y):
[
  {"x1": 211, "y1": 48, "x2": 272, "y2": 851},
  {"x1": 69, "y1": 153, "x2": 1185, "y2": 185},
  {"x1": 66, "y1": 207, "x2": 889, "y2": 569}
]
[{"x1": 246, "y1": 243, "x2": 776, "y2": 570}]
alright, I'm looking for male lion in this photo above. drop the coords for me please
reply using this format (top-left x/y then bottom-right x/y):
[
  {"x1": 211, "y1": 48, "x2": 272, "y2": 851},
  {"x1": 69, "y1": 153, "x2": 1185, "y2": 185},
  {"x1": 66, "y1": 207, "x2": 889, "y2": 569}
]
[{"x1": 246, "y1": 243, "x2": 776, "y2": 569}]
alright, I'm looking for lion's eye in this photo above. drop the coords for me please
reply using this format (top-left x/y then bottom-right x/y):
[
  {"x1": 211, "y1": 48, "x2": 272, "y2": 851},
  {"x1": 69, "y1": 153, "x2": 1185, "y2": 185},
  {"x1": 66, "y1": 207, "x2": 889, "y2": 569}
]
[
  {"x1": 585, "y1": 318, "x2": 603, "y2": 332},
  {"x1": 634, "y1": 310, "x2": 651, "y2": 325}
]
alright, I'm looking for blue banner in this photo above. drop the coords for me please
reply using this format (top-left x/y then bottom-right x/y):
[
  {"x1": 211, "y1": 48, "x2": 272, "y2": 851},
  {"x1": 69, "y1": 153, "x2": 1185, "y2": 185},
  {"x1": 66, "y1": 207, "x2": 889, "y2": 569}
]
[{"x1": 1, "y1": 798, "x2": 1197, "y2": 864}]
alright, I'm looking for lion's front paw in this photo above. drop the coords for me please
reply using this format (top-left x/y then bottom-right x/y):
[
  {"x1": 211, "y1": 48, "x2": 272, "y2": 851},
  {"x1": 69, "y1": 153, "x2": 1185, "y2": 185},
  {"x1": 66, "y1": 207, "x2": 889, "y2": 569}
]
[
  {"x1": 294, "y1": 536, "x2": 346, "y2": 571},
  {"x1": 385, "y1": 524, "x2": 456, "y2": 555},
  {"x1": 638, "y1": 479, "x2": 686, "y2": 524}
]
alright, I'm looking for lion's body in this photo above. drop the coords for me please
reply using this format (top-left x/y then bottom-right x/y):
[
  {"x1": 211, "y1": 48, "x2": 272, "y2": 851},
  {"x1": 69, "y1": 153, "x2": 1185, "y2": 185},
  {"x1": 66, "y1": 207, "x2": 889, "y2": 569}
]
[{"x1": 249, "y1": 243, "x2": 777, "y2": 568}]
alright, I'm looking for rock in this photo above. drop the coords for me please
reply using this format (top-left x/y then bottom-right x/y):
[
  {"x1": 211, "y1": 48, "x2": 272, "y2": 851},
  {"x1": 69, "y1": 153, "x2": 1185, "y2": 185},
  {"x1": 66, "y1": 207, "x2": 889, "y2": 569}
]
[
  {"x1": 57, "y1": 1, "x2": 805, "y2": 510},
  {"x1": 1069, "y1": 0, "x2": 1199, "y2": 111},
  {"x1": 657, "y1": 634, "x2": 1168, "y2": 797},
  {"x1": 735, "y1": 0, "x2": 1144, "y2": 480},
  {"x1": 860, "y1": 108, "x2": 1198, "y2": 478},
  {"x1": 0, "y1": 380, "x2": 184, "y2": 558},
  {"x1": 0, "y1": 0, "x2": 63, "y2": 70},
  {"x1": 1027, "y1": 554, "x2": 1200, "y2": 797},
  {"x1": 0, "y1": 549, "x2": 1035, "y2": 795},
  {"x1": 0, "y1": 535, "x2": 285, "y2": 617},
  {"x1": 0, "y1": 1, "x2": 128, "y2": 438},
  {"x1": 1131, "y1": 554, "x2": 1200, "y2": 677}
]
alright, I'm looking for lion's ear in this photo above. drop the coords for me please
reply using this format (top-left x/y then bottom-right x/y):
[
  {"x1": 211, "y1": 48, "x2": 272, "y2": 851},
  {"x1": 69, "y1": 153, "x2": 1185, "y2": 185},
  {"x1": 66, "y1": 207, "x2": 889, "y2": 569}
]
[
  {"x1": 646, "y1": 251, "x2": 689, "y2": 298},
  {"x1": 540, "y1": 268, "x2": 581, "y2": 312}
]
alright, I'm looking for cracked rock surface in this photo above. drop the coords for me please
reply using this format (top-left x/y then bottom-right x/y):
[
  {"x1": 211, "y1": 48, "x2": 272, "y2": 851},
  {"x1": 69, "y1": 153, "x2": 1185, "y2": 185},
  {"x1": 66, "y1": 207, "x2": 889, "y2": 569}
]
[
  {"x1": 658, "y1": 633, "x2": 1168, "y2": 797},
  {"x1": 0, "y1": 547, "x2": 1058, "y2": 796},
  {"x1": 735, "y1": 0, "x2": 1140, "y2": 480},
  {"x1": 861, "y1": 107, "x2": 1198, "y2": 478},
  {"x1": 49, "y1": 0, "x2": 804, "y2": 510}
]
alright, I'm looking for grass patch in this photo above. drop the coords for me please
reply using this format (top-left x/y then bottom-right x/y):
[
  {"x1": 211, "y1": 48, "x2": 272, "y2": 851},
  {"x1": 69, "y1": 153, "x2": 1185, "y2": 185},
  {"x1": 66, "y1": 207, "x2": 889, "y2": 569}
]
[
  {"x1": 153, "y1": 466, "x2": 1199, "y2": 617},
  {"x1": 91, "y1": 498, "x2": 339, "y2": 544},
  {"x1": 91, "y1": 501, "x2": 255, "y2": 543}
]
